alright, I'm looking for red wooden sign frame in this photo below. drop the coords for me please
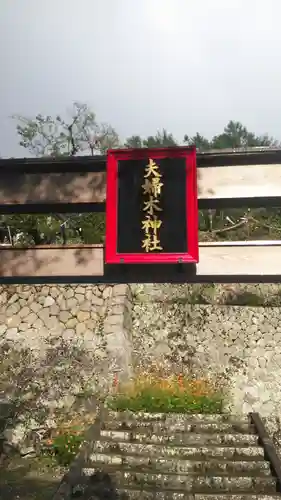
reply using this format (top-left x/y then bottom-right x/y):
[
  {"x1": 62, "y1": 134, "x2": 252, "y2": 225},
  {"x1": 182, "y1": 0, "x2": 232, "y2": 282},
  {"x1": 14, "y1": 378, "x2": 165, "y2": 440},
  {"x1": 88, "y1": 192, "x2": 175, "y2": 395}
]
[{"x1": 105, "y1": 146, "x2": 198, "y2": 264}]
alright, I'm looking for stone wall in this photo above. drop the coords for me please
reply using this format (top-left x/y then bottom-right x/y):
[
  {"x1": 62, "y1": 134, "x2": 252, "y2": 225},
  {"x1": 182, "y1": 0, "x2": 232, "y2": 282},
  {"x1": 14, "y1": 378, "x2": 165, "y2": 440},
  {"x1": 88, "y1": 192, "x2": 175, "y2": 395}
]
[
  {"x1": 131, "y1": 284, "x2": 281, "y2": 417},
  {"x1": 2, "y1": 281, "x2": 281, "y2": 419},
  {"x1": 0, "y1": 284, "x2": 132, "y2": 409},
  {"x1": 3, "y1": 281, "x2": 281, "y2": 455}
]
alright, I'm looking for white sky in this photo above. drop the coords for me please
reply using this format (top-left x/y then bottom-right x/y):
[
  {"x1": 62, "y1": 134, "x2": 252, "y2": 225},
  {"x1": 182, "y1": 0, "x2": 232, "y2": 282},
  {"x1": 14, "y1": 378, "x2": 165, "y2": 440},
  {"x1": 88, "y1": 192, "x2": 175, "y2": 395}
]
[{"x1": 1, "y1": 0, "x2": 281, "y2": 157}]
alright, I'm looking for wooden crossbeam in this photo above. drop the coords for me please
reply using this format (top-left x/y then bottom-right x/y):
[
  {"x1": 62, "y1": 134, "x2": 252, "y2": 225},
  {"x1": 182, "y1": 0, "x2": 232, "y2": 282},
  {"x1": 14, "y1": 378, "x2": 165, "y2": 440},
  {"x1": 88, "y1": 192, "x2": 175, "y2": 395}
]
[
  {"x1": 1, "y1": 242, "x2": 281, "y2": 283},
  {"x1": 1, "y1": 149, "x2": 281, "y2": 283},
  {"x1": 1, "y1": 150, "x2": 281, "y2": 211},
  {"x1": 198, "y1": 164, "x2": 281, "y2": 208}
]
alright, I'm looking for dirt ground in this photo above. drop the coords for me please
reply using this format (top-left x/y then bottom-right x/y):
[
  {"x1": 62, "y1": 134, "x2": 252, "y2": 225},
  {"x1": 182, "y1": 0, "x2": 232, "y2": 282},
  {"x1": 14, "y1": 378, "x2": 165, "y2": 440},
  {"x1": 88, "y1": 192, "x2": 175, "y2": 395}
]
[{"x1": 0, "y1": 455, "x2": 65, "y2": 500}]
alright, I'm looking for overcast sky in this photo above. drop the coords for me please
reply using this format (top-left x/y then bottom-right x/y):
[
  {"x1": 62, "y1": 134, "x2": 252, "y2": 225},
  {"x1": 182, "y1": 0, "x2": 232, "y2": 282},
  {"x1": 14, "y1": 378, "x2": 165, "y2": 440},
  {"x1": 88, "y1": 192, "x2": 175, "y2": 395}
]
[{"x1": 1, "y1": 0, "x2": 281, "y2": 157}]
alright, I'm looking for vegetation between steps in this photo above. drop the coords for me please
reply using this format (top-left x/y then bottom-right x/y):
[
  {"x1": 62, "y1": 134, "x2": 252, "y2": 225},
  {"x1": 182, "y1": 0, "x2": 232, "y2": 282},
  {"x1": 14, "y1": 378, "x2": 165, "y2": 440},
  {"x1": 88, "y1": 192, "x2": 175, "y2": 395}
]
[
  {"x1": 39, "y1": 413, "x2": 97, "y2": 466},
  {"x1": 108, "y1": 371, "x2": 225, "y2": 414},
  {"x1": 42, "y1": 426, "x2": 85, "y2": 466}
]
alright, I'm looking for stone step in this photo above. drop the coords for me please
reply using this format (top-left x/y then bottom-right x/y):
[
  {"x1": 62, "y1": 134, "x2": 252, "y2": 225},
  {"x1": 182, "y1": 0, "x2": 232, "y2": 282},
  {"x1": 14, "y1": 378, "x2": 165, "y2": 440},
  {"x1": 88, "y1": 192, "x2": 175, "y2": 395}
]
[
  {"x1": 115, "y1": 492, "x2": 281, "y2": 500},
  {"x1": 100, "y1": 429, "x2": 258, "y2": 446},
  {"x1": 91, "y1": 442, "x2": 265, "y2": 460},
  {"x1": 82, "y1": 469, "x2": 277, "y2": 493},
  {"x1": 194, "y1": 497, "x2": 281, "y2": 500},
  {"x1": 86, "y1": 455, "x2": 272, "y2": 475},
  {"x1": 102, "y1": 420, "x2": 255, "y2": 435},
  {"x1": 73, "y1": 476, "x2": 281, "y2": 500},
  {"x1": 106, "y1": 412, "x2": 250, "y2": 425},
  {"x1": 103, "y1": 412, "x2": 249, "y2": 434}
]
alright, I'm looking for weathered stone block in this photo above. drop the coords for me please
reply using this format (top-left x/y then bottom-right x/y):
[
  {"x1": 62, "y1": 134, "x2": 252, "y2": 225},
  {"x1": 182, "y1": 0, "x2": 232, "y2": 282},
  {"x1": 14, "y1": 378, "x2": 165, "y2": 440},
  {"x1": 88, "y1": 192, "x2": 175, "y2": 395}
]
[
  {"x1": 43, "y1": 296, "x2": 55, "y2": 307},
  {"x1": 18, "y1": 306, "x2": 30, "y2": 319},
  {"x1": 30, "y1": 302, "x2": 42, "y2": 314},
  {"x1": 76, "y1": 323, "x2": 86, "y2": 335},
  {"x1": 24, "y1": 313, "x2": 38, "y2": 325},
  {"x1": 6, "y1": 303, "x2": 21, "y2": 317},
  {"x1": 59, "y1": 311, "x2": 71, "y2": 324},
  {"x1": 6, "y1": 315, "x2": 21, "y2": 328},
  {"x1": 77, "y1": 310, "x2": 91, "y2": 322},
  {"x1": 91, "y1": 295, "x2": 104, "y2": 307},
  {"x1": 6, "y1": 328, "x2": 18, "y2": 341},
  {"x1": 37, "y1": 308, "x2": 50, "y2": 323},
  {"x1": 76, "y1": 293, "x2": 85, "y2": 304},
  {"x1": 66, "y1": 317, "x2": 78, "y2": 328},
  {"x1": 8, "y1": 293, "x2": 19, "y2": 305}
]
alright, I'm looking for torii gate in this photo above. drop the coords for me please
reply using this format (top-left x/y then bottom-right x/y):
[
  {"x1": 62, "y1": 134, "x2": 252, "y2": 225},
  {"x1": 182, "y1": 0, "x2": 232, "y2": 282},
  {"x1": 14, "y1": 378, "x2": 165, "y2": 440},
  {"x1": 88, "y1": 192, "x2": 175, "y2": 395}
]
[{"x1": 0, "y1": 146, "x2": 281, "y2": 284}]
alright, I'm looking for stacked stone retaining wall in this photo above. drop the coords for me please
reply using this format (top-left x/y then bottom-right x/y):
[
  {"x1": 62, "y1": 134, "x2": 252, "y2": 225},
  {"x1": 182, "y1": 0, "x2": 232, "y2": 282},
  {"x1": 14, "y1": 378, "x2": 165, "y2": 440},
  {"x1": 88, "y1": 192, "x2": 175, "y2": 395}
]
[
  {"x1": 131, "y1": 284, "x2": 281, "y2": 416},
  {"x1": 1, "y1": 283, "x2": 281, "y2": 417}
]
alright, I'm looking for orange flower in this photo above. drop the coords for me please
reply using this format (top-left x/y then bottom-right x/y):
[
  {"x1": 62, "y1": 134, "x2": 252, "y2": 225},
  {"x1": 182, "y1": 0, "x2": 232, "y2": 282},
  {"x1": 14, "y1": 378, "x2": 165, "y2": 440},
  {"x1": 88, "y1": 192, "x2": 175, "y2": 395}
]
[
  {"x1": 46, "y1": 439, "x2": 53, "y2": 446},
  {"x1": 178, "y1": 374, "x2": 184, "y2": 388},
  {"x1": 113, "y1": 374, "x2": 119, "y2": 388}
]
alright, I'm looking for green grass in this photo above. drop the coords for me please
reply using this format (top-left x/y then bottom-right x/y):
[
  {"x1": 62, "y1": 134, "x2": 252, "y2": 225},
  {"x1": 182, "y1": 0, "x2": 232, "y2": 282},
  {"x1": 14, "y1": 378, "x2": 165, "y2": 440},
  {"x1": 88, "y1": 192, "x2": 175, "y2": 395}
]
[
  {"x1": 108, "y1": 389, "x2": 223, "y2": 413},
  {"x1": 108, "y1": 373, "x2": 225, "y2": 414}
]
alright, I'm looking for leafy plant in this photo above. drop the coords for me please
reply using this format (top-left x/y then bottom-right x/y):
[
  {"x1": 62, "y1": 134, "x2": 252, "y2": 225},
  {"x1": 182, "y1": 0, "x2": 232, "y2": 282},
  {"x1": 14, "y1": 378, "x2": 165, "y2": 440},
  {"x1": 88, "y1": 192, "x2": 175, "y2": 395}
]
[
  {"x1": 44, "y1": 426, "x2": 84, "y2": 466},
  {"x1": 108, "y1": 373, "x2": 224, "y2": 414}
]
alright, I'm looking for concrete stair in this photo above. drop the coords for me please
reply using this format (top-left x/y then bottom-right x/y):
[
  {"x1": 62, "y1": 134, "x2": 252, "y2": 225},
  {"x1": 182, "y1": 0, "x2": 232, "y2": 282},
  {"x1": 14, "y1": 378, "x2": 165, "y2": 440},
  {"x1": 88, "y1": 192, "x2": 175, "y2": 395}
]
[{"x1": 78, "y1": 412, "x2": 281, "y2": 499}]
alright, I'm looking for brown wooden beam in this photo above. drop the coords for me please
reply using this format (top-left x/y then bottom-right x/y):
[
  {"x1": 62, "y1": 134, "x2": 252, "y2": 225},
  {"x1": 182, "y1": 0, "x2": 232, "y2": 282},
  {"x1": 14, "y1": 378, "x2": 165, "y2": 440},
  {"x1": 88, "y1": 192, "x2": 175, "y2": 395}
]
[
  {"x1": 1, "y1": 151, "x2": 281, "y2": 210},
  {"x1": 0, "y1": 245, "x2": 104, "y2": 278},
  {"x1": 0, "y1": 171, "x2": 106, "y2": 206},
  {"x1": 198, "y1": 164, "x2": 281, "y2": 202},
  {"x1": 1, "y1": 163, "x2": 281, "y2": 210},
  {"x1": 1, "y1": 242, "x2": 281, "y2": 283}
]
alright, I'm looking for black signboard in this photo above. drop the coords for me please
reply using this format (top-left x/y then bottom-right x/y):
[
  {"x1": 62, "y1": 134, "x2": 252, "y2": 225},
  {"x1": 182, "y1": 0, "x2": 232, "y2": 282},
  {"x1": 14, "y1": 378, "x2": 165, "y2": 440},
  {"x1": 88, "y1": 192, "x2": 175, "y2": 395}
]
[{"x1": 105, "y1": 147, "x2": 198, "y2": 264}]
